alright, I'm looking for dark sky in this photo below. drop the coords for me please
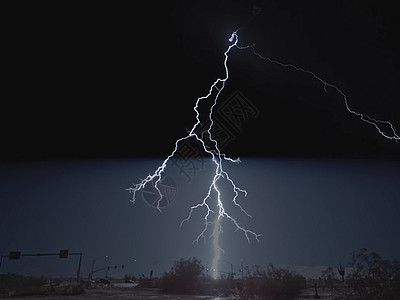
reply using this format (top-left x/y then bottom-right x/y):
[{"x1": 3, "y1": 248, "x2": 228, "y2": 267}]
[
  {"x1": 2, "y1": 0, "x2": 399, "y2": 159},
  {"x1": 1, "y1": 1, "x2": 399, "y2": 279}
]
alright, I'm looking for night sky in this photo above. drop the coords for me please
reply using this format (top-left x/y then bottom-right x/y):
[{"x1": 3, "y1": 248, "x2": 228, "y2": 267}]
[{"x1": 1, "y1": 1, "x2": 399, "y2": 279}]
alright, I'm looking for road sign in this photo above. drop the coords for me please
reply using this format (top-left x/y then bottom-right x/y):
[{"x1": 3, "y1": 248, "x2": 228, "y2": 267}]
[
  {"x1": 59, "y1": 249, "x2": 69, "y2": 258},
  {"x1": 9, "y1": 251, "x2": 21, "y2": 259}
]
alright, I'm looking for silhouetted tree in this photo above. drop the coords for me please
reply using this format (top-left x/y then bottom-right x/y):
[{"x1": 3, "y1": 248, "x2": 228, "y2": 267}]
[
  {"x1": 337, "y1": 263, "x2": 345, "y2": 282},
  {"x1": 160, "y1": 257, "x2": 205, "y2": 294},
  {"x1": 321, "y1": 266, "x2": 338, "y2": 288},
  {"x1": 320, "y1": 266, "x2": 349, "y2": 298},
  {"x1": 347, "y1": 248, "x2": 400, "y2": 300}
]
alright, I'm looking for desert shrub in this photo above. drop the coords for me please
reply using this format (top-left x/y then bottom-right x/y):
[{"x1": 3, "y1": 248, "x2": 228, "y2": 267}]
[
  {"x1": 138, "y1": 278, "x2": 161, "y2": 288},
  {"x1": 0, "y1": 274, "x2": 46, "y2": 298},
  {"x1": 209, "y1": 277, "x2": 237, "y2": 297},
  {"x1": 160, "y1": 257, "x2": 205, "y2": 294},
  {"x1": 239, "y1": 264, "x2": 306, "y2": 299}
]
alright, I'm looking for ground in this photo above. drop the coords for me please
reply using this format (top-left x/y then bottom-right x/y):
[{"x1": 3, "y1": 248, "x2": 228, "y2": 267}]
[{"x1": 0, "y1": 284, "x2": 335, "y2": 300}]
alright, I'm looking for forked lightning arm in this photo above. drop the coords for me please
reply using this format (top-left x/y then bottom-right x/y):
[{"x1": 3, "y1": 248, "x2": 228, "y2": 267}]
[
  {"x1": 241, "y1": 44, "x2": 400, "y2": 141},
  {"x1": 127, "y1": 27, "x2": 399, "y2": 246}
]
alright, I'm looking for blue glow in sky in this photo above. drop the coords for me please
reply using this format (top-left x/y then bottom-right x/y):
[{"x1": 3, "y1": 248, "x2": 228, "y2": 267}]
[{"x1": 1, "y1": 158, "x2": 399, "y2": 278}]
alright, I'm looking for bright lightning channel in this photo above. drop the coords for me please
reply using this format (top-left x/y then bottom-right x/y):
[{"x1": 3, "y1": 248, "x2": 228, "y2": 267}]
[
  {"x1": 128, "y1": 26, "x2": 399, "y2": 279},
  {"x1": 127, "y1": 29, "x2": 260, "y2": 244}
]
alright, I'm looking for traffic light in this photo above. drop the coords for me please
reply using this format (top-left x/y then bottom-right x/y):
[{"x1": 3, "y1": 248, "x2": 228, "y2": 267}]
[
  {"x1": 9, "y1": 251, "x2": 21, "y2": 259},
  {"x1": 59, "y1": 249, "x2": 69, "y2": 258}
]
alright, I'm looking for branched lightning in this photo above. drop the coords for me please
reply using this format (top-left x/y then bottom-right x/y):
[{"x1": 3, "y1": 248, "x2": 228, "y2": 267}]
[
  {"x1": 127, "y1": 30, "x2": 261, "y2": 247},
  {"x1": 128, "y1": 22, "x2": 399, "y2": 279}
]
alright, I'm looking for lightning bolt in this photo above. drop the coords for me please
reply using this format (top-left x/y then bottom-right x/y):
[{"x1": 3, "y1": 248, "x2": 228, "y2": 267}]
[
  {"x1": 211, "y1": 217, "x2": 223, "y2": 279},
  {"x1": 127, "y1": 29, "x2": 260, "y2": 245},
  {"x1": 128, "y1": 21, "x2": 399, "y2": 279}
]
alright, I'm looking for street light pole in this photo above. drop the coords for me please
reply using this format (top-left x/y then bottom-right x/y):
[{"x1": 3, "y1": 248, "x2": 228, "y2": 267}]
[{"x1": 132, "y1": 259, "x2": 144, "y2": 278}]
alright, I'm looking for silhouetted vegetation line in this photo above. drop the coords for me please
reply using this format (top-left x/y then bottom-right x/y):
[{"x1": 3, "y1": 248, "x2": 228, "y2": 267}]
[
  {"x1": 238, "y1": 264, "x2": 307, "y2": 299},
  {"x1": 0, "y1": 274, "x2": 46, "y2": 298},
  {"x1": 0, "y1": 274, "x2": 84, "y2": 298},
  {"x1": 158, "y1": 250, "x2": 399, "y2": 299},
  {"x1": 158, "y1": 257, "x2": 306, "y2": 299},
  {"x1": 320, "y1": 248, "x2": 400, "y2": 299}
]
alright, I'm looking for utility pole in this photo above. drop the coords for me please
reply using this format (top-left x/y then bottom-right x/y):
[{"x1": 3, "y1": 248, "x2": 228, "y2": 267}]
[
  {"x1": 224, "y1": 260, "x2": 233, "y2": 278},
  {"x1": 240, "y1": 259, "x2": 244, "y2": 279}
]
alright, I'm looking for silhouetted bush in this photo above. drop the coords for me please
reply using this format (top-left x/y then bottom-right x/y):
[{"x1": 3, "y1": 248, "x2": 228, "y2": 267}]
[
  {"x1": 138, "y1": 278, "x2": 161, "y2": 288},
  {"x1": 208, "y1": 277, "x2": 237, "y2": 297},
  {"x1": 160, "y1": 257, "x2": 205, "y2": 294},
  {"x1": 0, "y1": 274, "x2": 46, "y2": 298},
  {"x1": 160, "y1": 259, "x2": 306, "y2": 298},
  {"x1": 0, "y1": 274, "x2": 85, "y2": 298},
  {"x1": 239, "y1": 264, "x2": 306, "y2": 299}
]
